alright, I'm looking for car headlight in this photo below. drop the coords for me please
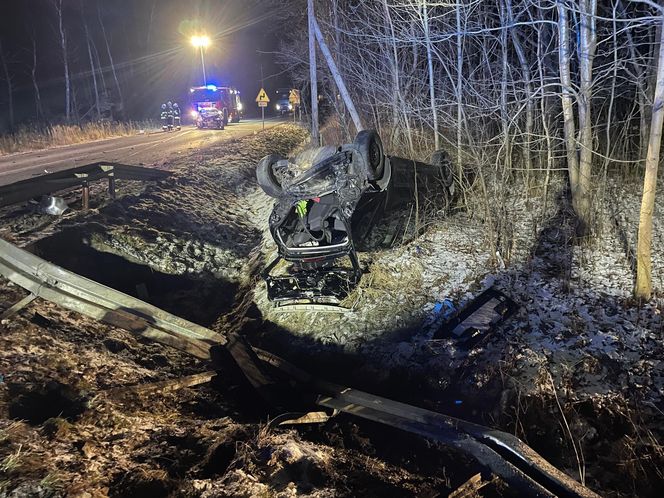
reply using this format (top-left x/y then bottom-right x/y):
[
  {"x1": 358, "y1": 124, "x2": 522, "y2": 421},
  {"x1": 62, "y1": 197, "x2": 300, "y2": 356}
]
[
  {"x1": 190, "y1": 110, "x2": 198, "y2": 118},
  {"x1": 276, "y1": 104, "x2": 281, "y2": 110},
  {"x1": 288, "y1": 104, "x2": 293, "y2": 110},
  {"x1": 237, "y1": 102, "x2": 243, "y2": 111}
]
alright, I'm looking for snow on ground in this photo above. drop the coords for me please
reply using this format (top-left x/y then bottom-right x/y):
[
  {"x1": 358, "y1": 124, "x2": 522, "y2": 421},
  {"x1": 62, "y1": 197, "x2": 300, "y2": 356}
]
[
  {"x1": 1, "y1": 126, "x2": 463, "y2": 497},
  {"x1": 249, "y1": 170, "x2": 664, "y2": 495},
  {"x1": 2, "y1": 123, "x2": 664, "y2": 495}
]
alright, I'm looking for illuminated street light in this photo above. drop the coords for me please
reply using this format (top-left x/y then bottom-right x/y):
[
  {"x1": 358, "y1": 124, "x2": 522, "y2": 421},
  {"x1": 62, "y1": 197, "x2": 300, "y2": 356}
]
[{"x1": 190, "y1": 35, "x2": 211, "y2": 85}]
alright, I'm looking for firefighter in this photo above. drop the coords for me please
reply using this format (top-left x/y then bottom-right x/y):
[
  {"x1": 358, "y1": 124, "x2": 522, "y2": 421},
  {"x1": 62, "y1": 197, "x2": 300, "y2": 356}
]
[
  {"x1": 166, "y1": 101, "x2": 174, "y2": 130},
  {"x1": 160, "y1": 103, "x2": 169, "y2": 131},
  {"x1": 173, "y1": 103, "x2": 181, "y2": 130}
]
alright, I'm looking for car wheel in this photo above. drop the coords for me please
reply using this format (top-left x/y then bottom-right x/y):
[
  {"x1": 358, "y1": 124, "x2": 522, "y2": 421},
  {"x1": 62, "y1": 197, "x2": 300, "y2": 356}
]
[
  {"x1": 257, "y1": 154, "x2": 286, "y2": 198},
  {"x1": 430, "y1": 149, "x2": 454, "y2": 189},
  {"x1": 354, "y1": 130, "x2": 384, "y2": 180}
]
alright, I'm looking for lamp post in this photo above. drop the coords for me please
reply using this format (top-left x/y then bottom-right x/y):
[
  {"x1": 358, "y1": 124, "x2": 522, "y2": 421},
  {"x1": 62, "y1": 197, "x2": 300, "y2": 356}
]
[{"x1": 191, "y1": 35, "x2": 210, "y2": 85}]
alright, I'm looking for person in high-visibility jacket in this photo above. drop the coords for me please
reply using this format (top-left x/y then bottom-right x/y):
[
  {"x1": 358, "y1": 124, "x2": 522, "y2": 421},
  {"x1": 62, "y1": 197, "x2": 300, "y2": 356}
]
[
  {"x1": 173, "y1": 103, "x2": 181, "y2": 130},
  {"x1": 160, "y1": 104, "x2": 170, "y2": 131}
]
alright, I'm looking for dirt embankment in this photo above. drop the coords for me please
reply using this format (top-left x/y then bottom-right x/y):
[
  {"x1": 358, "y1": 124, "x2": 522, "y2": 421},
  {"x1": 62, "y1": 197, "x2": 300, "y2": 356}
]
[
  {"x1": 1, "y1": 123, "x2": 663, "y2": 497},
  {"x1": 1, "y1": 125, "x2": 478, "y2": 497}
]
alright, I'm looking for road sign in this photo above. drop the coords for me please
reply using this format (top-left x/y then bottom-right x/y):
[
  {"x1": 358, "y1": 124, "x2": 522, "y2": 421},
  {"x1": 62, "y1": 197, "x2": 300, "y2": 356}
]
[
  {"x1": 255, "y1": 88, "x2": 270, "y2": 103},
  {"x1": 258, "y1": 101, "x2": 268, "y2": 107},
  {"x1": 289, "y1": 89, "x2": 301, "y2": 106}
]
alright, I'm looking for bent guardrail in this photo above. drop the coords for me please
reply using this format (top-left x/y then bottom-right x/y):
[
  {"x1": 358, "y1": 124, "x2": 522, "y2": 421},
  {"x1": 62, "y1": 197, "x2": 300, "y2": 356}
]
[
  {"x1": 0, "y1": 237, "x2": 600, "y2": 497},
  {"x1": 0, "y1": 238, "x2": 221, "y2": 358}
]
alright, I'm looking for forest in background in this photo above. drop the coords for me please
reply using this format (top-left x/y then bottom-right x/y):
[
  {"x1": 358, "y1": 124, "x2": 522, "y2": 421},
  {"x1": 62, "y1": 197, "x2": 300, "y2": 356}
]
[{"x1": 279, "y1": 0, "x2": 664, "y2": 300}]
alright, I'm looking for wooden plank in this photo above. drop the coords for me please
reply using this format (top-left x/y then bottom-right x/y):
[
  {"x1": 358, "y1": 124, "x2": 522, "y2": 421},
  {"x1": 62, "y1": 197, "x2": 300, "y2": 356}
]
[
  {"x1": 225, "y1": 333, "x2": 278, "y2": 402},
  {"x1": 0, "y1": 293, "x2": 37, "y2": 322},
  {"x1": 100, "y1": 371, "x2": 217, "y2": 398},
  {"x1": 449, "y1": 473, "x2": 492, "y2": 498}
]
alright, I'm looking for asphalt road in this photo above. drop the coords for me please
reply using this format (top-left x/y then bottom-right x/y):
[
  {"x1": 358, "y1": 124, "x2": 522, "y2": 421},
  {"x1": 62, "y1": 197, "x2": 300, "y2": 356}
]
[{"x1": 0, "y1": 118, "x2": 284, "y2": 186}]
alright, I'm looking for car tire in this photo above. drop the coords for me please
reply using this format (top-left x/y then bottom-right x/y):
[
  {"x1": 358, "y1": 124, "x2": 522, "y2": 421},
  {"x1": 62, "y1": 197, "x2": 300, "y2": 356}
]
[
  {"x1": 430, "y1": 149, "x2": 454, "y2": 190},
  {"x1": 354, "y1": 130, "x2": 384, "y2": 180},
  {"x1": 257, "y1": 154, "x2": 286, "y2": 198}
]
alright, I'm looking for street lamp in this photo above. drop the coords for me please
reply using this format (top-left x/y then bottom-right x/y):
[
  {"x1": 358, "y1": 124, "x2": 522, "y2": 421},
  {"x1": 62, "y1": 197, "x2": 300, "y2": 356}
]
[{"x1": 191, "y1": 35, "x2": 211, "y2": 85}]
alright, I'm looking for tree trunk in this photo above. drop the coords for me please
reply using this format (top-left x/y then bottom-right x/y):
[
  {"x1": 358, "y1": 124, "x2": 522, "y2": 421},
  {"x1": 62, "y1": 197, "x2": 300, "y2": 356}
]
[
  {"x1": 30, "y1": 35, "x2": 43, "y2": 120},
  {"x1": 556, "y1": 2, "x2": 579, "y2": 207},
  {"x1": 456, "y1": 4, "x2": 464, "y2": 177},
  {"x1": 383, "y1": 0, "x2": 401, "y2": 143},
  {"x1": 0, "y1": 41, "x2": 14, "y2": 131},
  {"x1": 635, "y1": 13, "x2": 664, "y2": 300},
  {"x1": 621, "y1": 0, "x2": 649, "y2": 161},
  {"x1": 576, "y1": 0, "x2": 598, "y2": 232},
  {"x1": 499, "y1": 1, "x2": 512, "y2": 173},
  {"x1": 54, "y1": 0, "x2": 70, "y2": 123},
  {"x1": 312, "y1": 17, "x2": 363, "y2": 133},
  {"x1": 98, "y1": 3, "x2": 123, "y2": 116},
  {"x1": 421, "y1": 1, "x2": 439, "y2": 149},
  {"x1": 507, "y1": 0, "x2": 533, "y2": 178},
  {"x1": 84, "y1": 21, "x2": 101, "y2": 120},
  {"x1": 308, "y1": 0, "x2": 320, "y2": 145}
]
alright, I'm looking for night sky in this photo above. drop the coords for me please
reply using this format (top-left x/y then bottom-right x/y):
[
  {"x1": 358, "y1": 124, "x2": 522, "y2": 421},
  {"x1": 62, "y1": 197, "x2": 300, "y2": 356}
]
[{"x1": 0, "y1": 0, "x2": 294, "y2": 126}]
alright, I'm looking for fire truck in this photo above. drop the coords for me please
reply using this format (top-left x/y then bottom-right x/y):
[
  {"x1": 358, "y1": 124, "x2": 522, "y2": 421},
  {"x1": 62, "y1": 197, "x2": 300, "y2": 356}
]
[{"x1": 189, "y1": 85, "x2": 243, "y2": 127}]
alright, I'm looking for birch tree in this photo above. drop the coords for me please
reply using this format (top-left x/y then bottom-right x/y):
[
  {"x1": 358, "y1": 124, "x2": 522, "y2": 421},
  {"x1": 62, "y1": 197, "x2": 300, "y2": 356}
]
[{"x1": 635, "y1": 7, "x2": 664, "y2": 299}]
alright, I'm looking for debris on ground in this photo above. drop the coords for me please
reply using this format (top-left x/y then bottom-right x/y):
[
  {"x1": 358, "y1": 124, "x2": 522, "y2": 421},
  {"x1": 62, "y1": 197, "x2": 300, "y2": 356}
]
[{"x1": 1, "y1": 125, "x2": 663, "y2": 496}]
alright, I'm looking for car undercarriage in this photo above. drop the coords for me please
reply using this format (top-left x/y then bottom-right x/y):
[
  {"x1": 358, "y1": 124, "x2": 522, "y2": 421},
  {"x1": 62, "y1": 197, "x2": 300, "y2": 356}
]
[{"x1": 256, "y1": 131, "x2": 455, "y2": 307}]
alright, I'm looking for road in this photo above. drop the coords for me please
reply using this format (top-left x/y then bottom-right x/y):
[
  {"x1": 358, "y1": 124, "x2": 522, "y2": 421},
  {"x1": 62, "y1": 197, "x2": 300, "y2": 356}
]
[{"x1": 0, "y1": 118, "x2": 284, "y2": 186}]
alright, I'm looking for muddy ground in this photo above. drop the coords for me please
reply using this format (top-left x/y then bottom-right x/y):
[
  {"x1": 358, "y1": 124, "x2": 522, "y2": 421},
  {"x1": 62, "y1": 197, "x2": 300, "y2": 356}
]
[{"x1": 1, "y1": 124, "x2": 663, "y2": 497}]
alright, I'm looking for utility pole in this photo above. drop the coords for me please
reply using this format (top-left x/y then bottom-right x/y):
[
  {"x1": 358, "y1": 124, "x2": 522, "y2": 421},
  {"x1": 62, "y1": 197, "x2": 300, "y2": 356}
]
[
  {"x1": 199, "y1": 46, "x2": 207, "y2": 85},
  {"x1": 308, "y1": 0, "x2": 319, "y2": 145},
  {"x1": 311, "y1": 17, "x2": 363, "y2": 132}
]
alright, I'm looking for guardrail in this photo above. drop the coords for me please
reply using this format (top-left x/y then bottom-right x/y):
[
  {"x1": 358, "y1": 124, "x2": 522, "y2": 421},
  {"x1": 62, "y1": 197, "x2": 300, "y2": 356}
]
[
  {"x1": 0, "y1": 238, "x2": 220, "y2": 358},
  {"x1": 0, "y1": 162, "x2": 171, "y2": 208},
  {"x1": 0, "y1": 237, "x2": 600, "y2": 498}
]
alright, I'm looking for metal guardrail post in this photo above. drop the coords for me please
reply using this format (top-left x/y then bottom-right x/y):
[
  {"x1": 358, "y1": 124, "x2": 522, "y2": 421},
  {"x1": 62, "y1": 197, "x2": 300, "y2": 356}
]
[
  {"x1": 108, "y1": 173, "x2": 116, "y2": 199},
  {"x1": 82, "y1": 180, "x2": 90, "y2": 210}
]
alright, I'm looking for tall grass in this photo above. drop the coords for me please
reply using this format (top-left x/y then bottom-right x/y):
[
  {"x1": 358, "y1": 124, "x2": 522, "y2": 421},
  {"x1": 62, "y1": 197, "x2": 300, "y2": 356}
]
[{"x1": 0, "y1": 121, "x2": 152, "y2": 156}]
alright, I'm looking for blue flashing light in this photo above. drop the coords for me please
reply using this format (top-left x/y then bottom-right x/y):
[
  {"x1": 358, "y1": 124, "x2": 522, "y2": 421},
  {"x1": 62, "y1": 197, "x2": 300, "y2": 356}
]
[{"x1": 206, "y1": 84, "x2": 217, "y2": 91}]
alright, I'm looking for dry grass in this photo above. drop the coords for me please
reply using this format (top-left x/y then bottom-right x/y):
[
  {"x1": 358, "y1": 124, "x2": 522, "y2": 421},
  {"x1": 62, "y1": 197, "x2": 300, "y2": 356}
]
[
  {"x1": 0, "y1": 121, "x2": 151, "y2": 156},
  {"x1": 0, "y1": 445, "x2": 22, "y2": 473}
]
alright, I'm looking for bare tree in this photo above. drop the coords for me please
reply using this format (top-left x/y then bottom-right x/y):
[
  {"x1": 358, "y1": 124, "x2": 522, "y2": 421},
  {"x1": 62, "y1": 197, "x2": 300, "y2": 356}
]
[
  {"x1": 420, "y1": 1, "x2": 439, "y2": 149},
  {"x1": 82, "y1": 10, "x2": 101, "y2": 120},
  {"x1": 635, "y1": 7, "x2": 664, "y2": 299},
  {"x1": 576, "y1": 0, "x2": 598, "y2": 231},
  {"x1": 308, "y1": 0, "x2": 320, "y2": 144},
  {"x1": 98, "y1": 2, "x2": 123, "y2": 116},
  {"x1": 52, "y1": 0, "x2": 70, "y2": 122},
  {"x1": 0, "y1": 40, "x2": 14, "y2": 131},
  {"x1": 29, "y1": 32, "x2": 43, "y2": 120}
]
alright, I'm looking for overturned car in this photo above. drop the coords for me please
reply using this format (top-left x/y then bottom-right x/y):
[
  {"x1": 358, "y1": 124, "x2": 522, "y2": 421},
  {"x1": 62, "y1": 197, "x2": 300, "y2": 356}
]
[{"x1": 256, "y1": 130, "x2": 454, "y2": 307}]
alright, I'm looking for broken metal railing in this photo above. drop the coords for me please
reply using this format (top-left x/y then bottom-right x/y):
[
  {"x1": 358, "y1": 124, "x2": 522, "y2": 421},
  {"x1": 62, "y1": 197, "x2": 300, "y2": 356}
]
[
  {"x1": 0, "y1": 162, "x2": 171, "y2": 209},
  {"x1": 0, "y1": 238, "x2": 218, "y2": 358},
  {"x1": 0, "y1": 238, "x2": 600, "y2": 498}
]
